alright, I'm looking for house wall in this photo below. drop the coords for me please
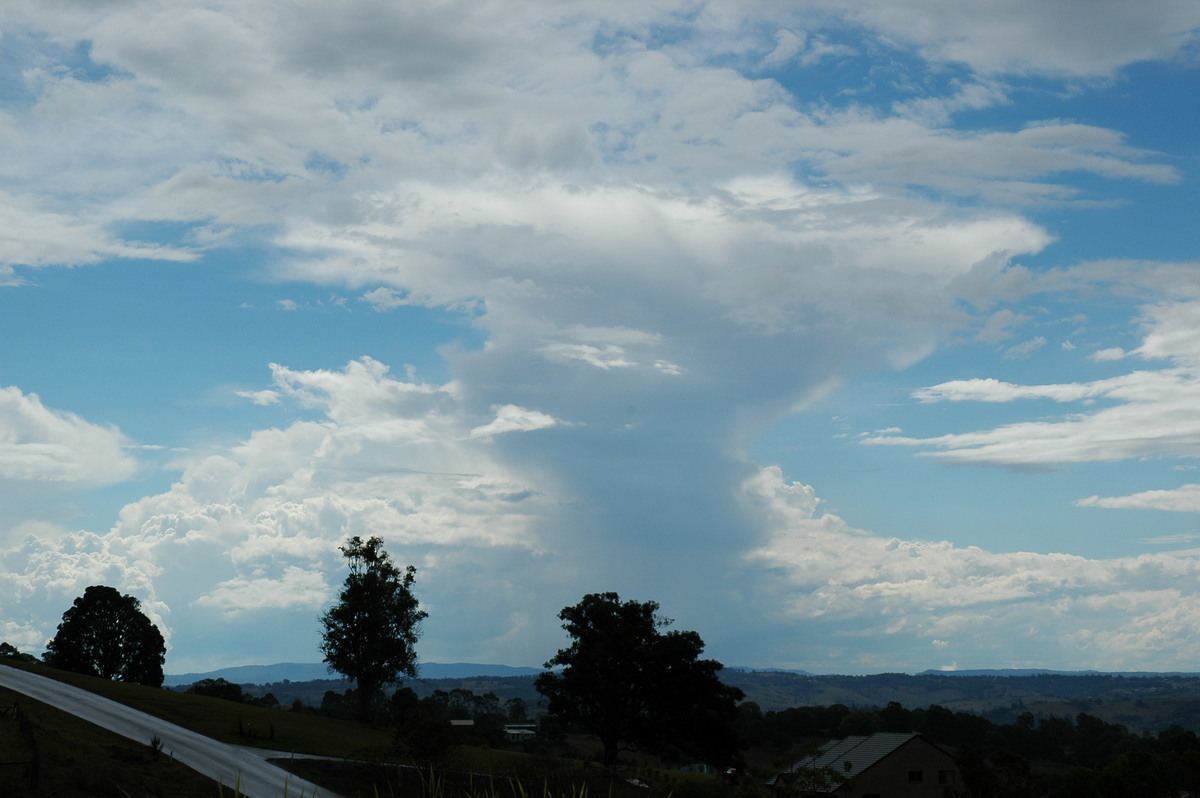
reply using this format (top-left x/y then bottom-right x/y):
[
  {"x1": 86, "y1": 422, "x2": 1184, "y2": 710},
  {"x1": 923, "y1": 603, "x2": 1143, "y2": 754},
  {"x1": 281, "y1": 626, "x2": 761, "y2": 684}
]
[{"x1": 837, "y1": 738, "x2": 961, "y2": 798}]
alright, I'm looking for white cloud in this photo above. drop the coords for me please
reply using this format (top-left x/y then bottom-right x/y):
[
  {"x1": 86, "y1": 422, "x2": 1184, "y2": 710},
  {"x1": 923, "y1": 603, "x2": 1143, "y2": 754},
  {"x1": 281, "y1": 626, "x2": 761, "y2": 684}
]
[
  {"x1": 1092, "y1": 347, "x2": 1128, "y2": 362},
  {"x1": 842, "y1": 0, "x2": 1200, "y2": 76},
  {"x1": 0, "y1": 1, "x2": 1178, "y2": 283},
  {"x1": 193, "y1": 566, "x2": 330, "y2": 616},
  {"x1": 1132, "y1": 302, "x2": 1200, "y2": 364},
  {"x1": 873, "y1": 297, "x2": 1200, "y2": 467},
  {"x1": 539, "y1": 343, "x2": 638, "y2": 371},
  {"x1": 0, "y1": 358, "x2": 566, "y2": 664},
  {"x1": 0, "y1": 387, "x2": 138, "y2": 484},
  {"x1": 1, "y1": 0, "x2": 1198, "y2": 673},
  {"x1": 912, "y1": 372, "x2": 1165, "y2": 404},
  {"x1": 1003, "y1": 336, "x2": 1046, "y2": 359},
  {"x1": 235, "y1": 389, "x2": 280, "y2": 406},
  {"x1": 360, "y1": 287, "x2": 417, "y2": 311},
  {"x1": 866, "y1": 384, "x2": 1200, "y2": 466},
  {"x1": 0, "y1": 191, "x2": 196, "y2": 269},
  {"x1": 743, "y1": 465, "x2": 1200, "y2": 670},
  {"x1": 760, "y1": 29, "x2": 856, "y2": 69},
  {"x1": 469, "y1": 405, "x2": 562, "y2": 441},
  {"x1": 977, "y1": 309, "x2": 1030, "y2": 343},
  {"x1": 761, "y1": 29, "x2": 808, "y2": 67},
  {"x1": 1077, "y1": 484, "x2": 1200, "y2": 513}
]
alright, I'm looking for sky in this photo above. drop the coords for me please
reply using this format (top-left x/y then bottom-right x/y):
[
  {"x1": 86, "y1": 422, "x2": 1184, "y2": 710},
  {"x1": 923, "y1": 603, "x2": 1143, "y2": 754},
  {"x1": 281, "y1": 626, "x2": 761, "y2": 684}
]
[{"x1": 2, "y1": 1, "x2": 1200, "y2": 676}]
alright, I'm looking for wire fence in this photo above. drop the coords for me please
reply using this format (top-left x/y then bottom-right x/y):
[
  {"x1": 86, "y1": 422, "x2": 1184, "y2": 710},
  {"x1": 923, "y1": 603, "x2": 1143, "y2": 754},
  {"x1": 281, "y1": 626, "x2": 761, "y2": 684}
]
[{"x1": 0, "y1": 702, "x2": 39, "y2": 790}]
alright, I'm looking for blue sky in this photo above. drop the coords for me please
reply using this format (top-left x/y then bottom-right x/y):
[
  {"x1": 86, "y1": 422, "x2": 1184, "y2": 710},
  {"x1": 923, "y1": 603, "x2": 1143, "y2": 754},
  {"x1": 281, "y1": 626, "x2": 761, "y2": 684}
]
[{"x1": 3, "y1": 1, "x2": 1200, "y2": 676}]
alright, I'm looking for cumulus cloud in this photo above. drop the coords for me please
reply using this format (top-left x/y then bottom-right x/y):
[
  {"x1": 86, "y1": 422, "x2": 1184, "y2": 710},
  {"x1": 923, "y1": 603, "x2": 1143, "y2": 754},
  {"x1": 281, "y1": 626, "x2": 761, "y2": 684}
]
[
  {"x1": 0, "y1": 358, "x2": 567, "y2": 668},
  {"x1": 0, "y1": 387, "x2": 137, "y2": 484},
  {"x1": 743, "y1": 466, "x2": 1200, "y2": 670},
  {"x1": 2, "y1": 0, "x2": 1198, "y2": 673},
  {"x1": 193, "y1": 566, "x2": 330, "y2": 616}
]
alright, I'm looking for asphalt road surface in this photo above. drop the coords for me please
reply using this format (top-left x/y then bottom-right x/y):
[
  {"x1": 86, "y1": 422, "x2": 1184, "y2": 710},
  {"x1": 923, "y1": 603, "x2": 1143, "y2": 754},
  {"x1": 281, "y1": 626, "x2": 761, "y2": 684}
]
[{"x1": 0, "y1": 664, "x2": 342, "y2": 798}]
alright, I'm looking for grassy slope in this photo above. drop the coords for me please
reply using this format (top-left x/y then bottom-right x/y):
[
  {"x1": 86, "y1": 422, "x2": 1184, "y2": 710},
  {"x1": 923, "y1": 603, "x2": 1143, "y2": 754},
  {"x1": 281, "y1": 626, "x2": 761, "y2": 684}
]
[
  {"x1": 1, "y1": 662, "x2": 738, "y2": 798},
  {"x1": 4, "y1": 660, "x2": 393, "y2": 757},
  {"x1": 0, "y1": 660, "x2": 395, "y2": 797},
  {"x1": 0, "y1": 682, "x2": 226, "y2": 798}
]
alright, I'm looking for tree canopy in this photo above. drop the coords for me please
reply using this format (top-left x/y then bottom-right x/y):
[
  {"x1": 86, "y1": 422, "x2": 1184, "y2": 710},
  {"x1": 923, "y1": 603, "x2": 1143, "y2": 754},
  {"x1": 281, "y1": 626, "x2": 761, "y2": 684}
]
[
  {"x1": 320, "y1": 535, "x2": 427, "y2": 721},
  {"x1": 0, "y1": 642, "x2": 37, "y2": 664},
  {"x1": 535, "y1": 592, "x2": 744, "y2": 767},
  {"x1": 43, "y1": 585, "x2": 166, "y2": 687}
]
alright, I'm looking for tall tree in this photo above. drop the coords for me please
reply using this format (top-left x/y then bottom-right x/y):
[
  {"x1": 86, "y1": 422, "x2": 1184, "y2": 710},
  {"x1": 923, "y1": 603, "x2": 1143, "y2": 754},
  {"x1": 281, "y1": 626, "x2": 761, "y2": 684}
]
[
  {"x1": 535, "y1": 592, "x2": 744, "y2": 767},
  {"x1": 44, "y1": 585, "x2": 166, "y2": 687},
  {"x1": 320, "y1": 535, "x2": 427, "y2": 721}
]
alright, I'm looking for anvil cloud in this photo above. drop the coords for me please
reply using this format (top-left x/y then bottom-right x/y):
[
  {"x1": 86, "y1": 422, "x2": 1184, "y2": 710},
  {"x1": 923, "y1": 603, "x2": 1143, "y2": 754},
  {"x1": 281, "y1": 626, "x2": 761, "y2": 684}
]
[{"x1": 2, "y1": 0, "x2": 1199, "y2": 674}]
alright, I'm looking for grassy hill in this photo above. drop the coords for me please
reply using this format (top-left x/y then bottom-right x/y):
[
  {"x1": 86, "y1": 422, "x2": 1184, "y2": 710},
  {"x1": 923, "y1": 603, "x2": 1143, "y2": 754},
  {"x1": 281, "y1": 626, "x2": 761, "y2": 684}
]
[
  {"x1": 1, "y1": 675, "x2": 231, "y2": 797},
  {"x1": 17, "y1": 656, "x2": 1200, "y2": 798},
  {"x1": 0, "y1": 661, "x2": 736, "y2": 798},
  {"x1": 0, "y1": 660, "x2": 403, "y2": 796}
]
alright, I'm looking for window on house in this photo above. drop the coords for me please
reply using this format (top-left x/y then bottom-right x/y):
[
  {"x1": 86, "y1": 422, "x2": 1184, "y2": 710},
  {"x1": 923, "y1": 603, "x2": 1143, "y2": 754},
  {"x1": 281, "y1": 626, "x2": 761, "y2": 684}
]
[
  {"x1": 908, "y1": 769, "x2": 923, "y2": 781},
  {"x1": 939, "y1": 770, "x2": 956, "y2": 784}
]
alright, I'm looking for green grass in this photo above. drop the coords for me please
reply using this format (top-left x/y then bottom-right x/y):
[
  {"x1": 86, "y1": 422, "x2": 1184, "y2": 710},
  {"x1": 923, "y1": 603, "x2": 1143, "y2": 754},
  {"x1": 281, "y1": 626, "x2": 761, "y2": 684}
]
[
  {"x1": 0, "y1": 660, "x2": 393, "y2": 797},
  {"x1": 1, "y1": 661, "x2": 748, "y2": 798},
  {"x1": 4, "y1": 660, "x2": 393, "y2": 758},
  {"x1": 281, "y1": 751, "x2": 740, "y2": 798},
  {"x1": 0, "y1": 683, "x2": 226, "y2": 798}
]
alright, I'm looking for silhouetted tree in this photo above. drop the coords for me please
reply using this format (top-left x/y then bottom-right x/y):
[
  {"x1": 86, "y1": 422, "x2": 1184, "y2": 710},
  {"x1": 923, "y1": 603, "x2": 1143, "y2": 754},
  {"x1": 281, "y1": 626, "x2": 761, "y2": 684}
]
[
  {"x1": 505, "y1": 696, "x2": 529, "y2": 722},
  {"x1": 187, "y1": 677, "x2": 248, "y2": 703},
  {"x1": 0, "y1": 642, "x2": 37, "y2": 663},
  {"x1": 43, "y1": 585, "x2": 165, "y2": 687},
  {"x1": 320, "y1": 536, "x2": 427, "y2": 721},
  {"x1": 535, "y1": 591, "x2": 744, "y2": 767}
]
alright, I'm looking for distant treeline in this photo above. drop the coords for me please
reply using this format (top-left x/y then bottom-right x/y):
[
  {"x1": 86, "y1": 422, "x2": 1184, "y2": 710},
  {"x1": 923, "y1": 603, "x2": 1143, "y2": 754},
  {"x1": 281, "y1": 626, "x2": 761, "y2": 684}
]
[
  {"x1": 721, "y1": 669, "x2": 1200, "y2": 709},
  {"x1": 226, "y1": 673, "x2": 544, "y2": 711},
  {"x1": 720, "y1": 670, "x2": 1200, "y2": 732},
  {"x1": 178, "y1": 671, "x2": 1200, "y2": 793},
  {"x1": 741, "y1": 701, "x2": 1200, "y2": 797},
  {"x1": 210, "y1": 668, "x2": 1200, "y2": 736}
]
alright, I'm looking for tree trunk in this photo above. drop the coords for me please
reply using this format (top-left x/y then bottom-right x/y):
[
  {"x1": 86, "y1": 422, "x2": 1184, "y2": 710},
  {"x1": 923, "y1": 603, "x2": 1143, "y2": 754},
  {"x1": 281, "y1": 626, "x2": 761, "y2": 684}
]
[
  {"x1": 356, "y1": 680, "x2": 376, "y2": 722},
  {"x1": 602, "y1": 737, "x2": 619, "y2": 767}
]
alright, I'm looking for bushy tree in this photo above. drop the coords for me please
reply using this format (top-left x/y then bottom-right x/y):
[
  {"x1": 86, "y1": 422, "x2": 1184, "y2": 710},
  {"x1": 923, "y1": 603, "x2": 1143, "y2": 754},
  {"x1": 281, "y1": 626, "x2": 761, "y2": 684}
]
[
  {"x1": 187, "y1": 677, "x2": 248, "y2": 703},
  {"x1": 44, "y1": 585, "x2": 166, "y2": 687},
  {"x1": 0, "y1": 642, "x2": 38, "y2": 664},
  {"x1": 320, "y1": 536, "x2": 427, "y2": 721},
  {"x1": 535, "y1": 592, "x2": 744, "y2": 767}
]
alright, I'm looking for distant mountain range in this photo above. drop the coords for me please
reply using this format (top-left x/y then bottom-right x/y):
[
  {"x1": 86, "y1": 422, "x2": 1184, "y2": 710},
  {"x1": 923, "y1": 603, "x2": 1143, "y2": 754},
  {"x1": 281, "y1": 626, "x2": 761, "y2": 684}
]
[
  {"x1": 163, "y1": 661, "x2": 543, "y2": 687},
  {"x1": 915, "y1": 669, "x2": 1200, "y2": 678},
  {"x1": 164, "y1": 662, "x2": 1200, "y2": 688}
]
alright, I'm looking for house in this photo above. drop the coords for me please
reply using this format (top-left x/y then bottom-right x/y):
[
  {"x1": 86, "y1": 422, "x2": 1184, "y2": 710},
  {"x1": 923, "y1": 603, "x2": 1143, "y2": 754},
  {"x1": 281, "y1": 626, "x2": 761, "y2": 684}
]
[
  {"x1": 504, "y1": 723, "x2": 538, "y2": 743},
  {"x1": 769, "y1": 731, "x2": 961, "y2": 798}
]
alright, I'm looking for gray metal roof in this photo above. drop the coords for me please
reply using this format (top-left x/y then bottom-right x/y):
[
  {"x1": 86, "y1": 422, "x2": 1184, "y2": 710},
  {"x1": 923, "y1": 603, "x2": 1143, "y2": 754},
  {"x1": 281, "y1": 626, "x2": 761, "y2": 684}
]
[{"x1": 776, "y1": 732, "x2": 925, "y2": 793}]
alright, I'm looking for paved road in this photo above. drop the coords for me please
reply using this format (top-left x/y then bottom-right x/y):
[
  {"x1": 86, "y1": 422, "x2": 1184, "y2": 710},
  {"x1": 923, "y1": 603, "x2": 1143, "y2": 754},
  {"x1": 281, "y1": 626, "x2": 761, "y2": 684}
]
[{"x1": 0, "y1": 664, "x2": 342, "y2": 798}]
